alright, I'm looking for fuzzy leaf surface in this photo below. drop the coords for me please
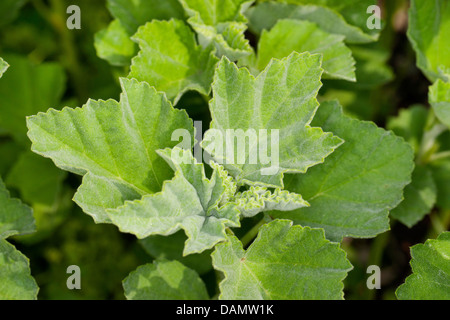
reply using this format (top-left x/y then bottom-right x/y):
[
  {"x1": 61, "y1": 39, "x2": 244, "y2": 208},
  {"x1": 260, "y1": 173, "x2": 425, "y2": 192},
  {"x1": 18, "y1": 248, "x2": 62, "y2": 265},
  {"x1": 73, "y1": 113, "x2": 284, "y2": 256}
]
[
  {"x1": 212, "y1": 219, "x2": 352, "y2": 300},
  {"x1": 396, "y1": 232, "x2": 450, "y2": 300},
  {"x1": 257, "y1": 19, "x2": 356, "y2": 81},
  {"x1": 27, "y1": 78, "x2": 194, "y2": 223},
  {"x1": 273, "y1": 101, "x2": 414, "y2": 241},
  {"x1": 203, "y1": 52, "x2": 342, "y2": 188}
]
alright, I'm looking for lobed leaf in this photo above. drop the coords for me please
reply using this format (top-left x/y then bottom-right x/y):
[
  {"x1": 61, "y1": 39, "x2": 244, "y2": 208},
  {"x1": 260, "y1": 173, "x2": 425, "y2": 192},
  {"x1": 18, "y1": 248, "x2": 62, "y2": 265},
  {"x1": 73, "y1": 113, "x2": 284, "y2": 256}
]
[
  {"x1": 396, "y1": 232, "x2": 450, "y2": 300},
  {"x1": 429, "y1": 78, "x2": 450, "y2": 129},
  {"x1": 212, "y1": 219, "x2": 353, "y2": 300},
  {"x1": 203, "y1": 52, "x2": 342, "y2": 188},
  {"x1": 129, "y1": 19, "x2": 219, "y2": 104},
  {"x1": 0, "y1": 58, "x2": 8, "y2": 78},
  {"x1": 273, "y1": 101, "x2": 415, "y2": 241}
]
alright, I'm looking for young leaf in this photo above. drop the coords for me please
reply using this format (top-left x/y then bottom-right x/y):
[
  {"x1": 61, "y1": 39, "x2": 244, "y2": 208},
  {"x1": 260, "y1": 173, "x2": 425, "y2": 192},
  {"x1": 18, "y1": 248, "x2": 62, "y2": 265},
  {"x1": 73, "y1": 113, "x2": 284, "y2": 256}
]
[
  {"x1": 129, "y1": 19, "x2": 219, "y2": 104},
  {"x1": 0, "y1": 239, "x2": 39, "y2": 300},
  {"x1": 233, "y1": 186, "x2": 309, "y2": 218},
  {"x1": 94, "y1": 19, "x2": 137, "y2": 67},
  {"x1": 246, "y1": 2, "x2": 376, "y2": 43},
  {"x1": 107, "y1": 148, "x2": 241, "y2": 255},
  {"x1": 0, "y1": 178, "x2": 35, "y2": 239},
  {"x1": 257, "y1": 19, "x2": 356, "y2": 81},
  {"x1": 212, "y1": 219, "x2": 353, "y2": 300},
  {"x1": 123, "y1": 260, "x2": 209, "y2": 300},
  {"x1": 107, "y1": 0, "x2": 185, "y2": 34},
  {"x1": 203, "y1": 52, "x2": 342, "y2": 188},
  {"x1": 0, "y1": 55, "x2": 66, "y2": 145},
  {"x1": 396, "y1": 232, "x2": 450, "y2": 300},
  {"x1": 390, "y1": 165, "x2": 437, "y2": 228},
  {"x1": 27, "y1": 78, "x2": 194, "y2": 223},
  {"x1": 387, "y1": 105, "x2": 428, "y2": 154},
  {"x1": 429, "y1": 79, "x2": 450, "y2": 129},
  {"x1": 273, "y1": 101, "x2": 415, "y2": 241},
  {"x1": 179, "y1": 0, "x2": 254, "y2": 60},
  {"x1": 407, "y1": 0, "x2": 450, "y2": 82}
]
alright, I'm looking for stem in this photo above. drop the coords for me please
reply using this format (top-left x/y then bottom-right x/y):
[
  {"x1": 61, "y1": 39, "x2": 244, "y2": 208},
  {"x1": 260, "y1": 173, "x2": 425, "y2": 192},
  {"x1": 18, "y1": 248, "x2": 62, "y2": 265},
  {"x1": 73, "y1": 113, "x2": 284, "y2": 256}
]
[
  {"x1": 364, "y1": 231, "x2": 390, "y2": 300},
  {"x1": 428, "y1": 151, "x2": 450, "y2": 163},
  {"x1": 417, "y1": 122, "x2": 448, "y2": 165},
  {"x1": 240, "y1": 218, "x2": 267, "y2": 248}
]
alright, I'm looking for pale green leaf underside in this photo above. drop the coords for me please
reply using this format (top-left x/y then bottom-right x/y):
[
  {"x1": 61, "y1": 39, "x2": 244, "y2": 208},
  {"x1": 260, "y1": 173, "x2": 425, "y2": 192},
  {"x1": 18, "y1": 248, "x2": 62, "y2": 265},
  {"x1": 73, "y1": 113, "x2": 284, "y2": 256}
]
[
  {"x1": 0, "y1": 58, "x2": 8, "y2": 78},
  {"x1": 94, "y1": 19, "x2": 137, "y2": 67},
  {"x1": 257, "y1": 19, "x2": 356, "y2": 81},
  {"x1": 212, "y1": 219, "x2": 352, "y2": 300},
  {"x1": 129, "y1": 19, "x2": 219, "y2": 104},
  {"x1": 0, "y1": 239, "x2": 39, "y2": 300},
  {"x1": 108, "y1": 148, "x2": 240, "y2": 255},
  {"x1": 0, "y1": 55, "x2": 66, "y2": 145},
  {"x1": 396, "y1": 232, "x2": 450, "y2": 300},
  {"x1": 429, "y1": 79, "x2": 450, "y2": 129},
  {"x1": 274, "y1": 101, "x2": 414, "y2": 241},
  {"x1": 203, "y1": 52, "x2": 342, "y2": 188},
  {"x1": 407, "y1": 0, "x2": 450, "y2": 82},
  {"x1": 233, "y1": 186, "x2": 309, "y2": 218},
  {"x1": 390, "y1": 165, "x2": 437, "y2": 228},
  {"x1": 123, "y1": 260, "x2": 209, "y2": 300},
  {"x1": 246, "y1": 2, "x2": 377, "y2": 43},
  {"x1": 27, "y1": 78, "x2": 194, "y2": 224}
]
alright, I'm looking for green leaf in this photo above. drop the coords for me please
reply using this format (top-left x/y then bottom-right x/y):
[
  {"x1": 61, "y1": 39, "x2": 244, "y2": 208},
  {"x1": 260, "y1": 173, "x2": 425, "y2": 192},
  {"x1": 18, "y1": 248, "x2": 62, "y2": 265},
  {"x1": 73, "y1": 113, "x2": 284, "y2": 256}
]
[
  {"x1": 257, "y1": 19, "x2": 356, "y2": 81},
  {"x1": 212, "y1": 219, "x2": 352, "y2": 300},
  {"x1": 407, "y1": 0, "x2": 450, "y2": 82},
  {"x1": 0, "y1": 238, "x2": 39, "y2": 300},
  {"x1": 108, "y1": 148, "x2": 240, "y2": 255},
  {"x1": 233, "y1": 186, "x2": 309, "y2": 218},
  {"x1": 5, "y1": 151, "x2": 67, "y2": 207},
  {"x1": 179, "y1": 0, "x2": 254, "y2": 60},
  {"x1": 203, "y1": 52, "x2": 342, "y2": 188},
  {"x1": 140, "y1": 231, "x2": 213, "y2": 275},
  {"x1": 0, "y1": 58, "x2": 8, "y2": 78},
  {"x1": 390, "y1": 165, "x2": 437, "y2": 228},
  {"x1": 0, "y1": 55, "x2": 66, "y2": 145},
  {"x1": 27, "y1": 78, "x2": 194, "y2": 223},
  {"x1": 273, "y1": 101, "x2": 414, "y2": 241},
  {"x1": 429, "y1": 79, "x2": 450, "y2": 129},
  {"x1": 123, "y1": 259, "x2": 209, "y2": 300},
  {"x1": 107, "y1": 0, "x2": 185, "y2": 34},
  {"x1": 257, "y1": 0, "x2": 379, "y2": 36},
  {"x1": 94, "y1": 20, "x2": 137, "y2": 67},
  {"x1": 387, "y1": 105, "x2": 428, "y2": 154},
  {"x1": 0, "y1": 0, "x2": 27, "y2": 27},
  {"x1": 129, "y1": 19, "x2": 219, "y2": 104},
  {"x1": 396, "y1": 232, "x2": 450, "y2": 300},
  {"x1": 247, "y1": 1, "x2": 378, "y2": 43},
  {"x1": 0, "y1": 178, "x2": 35, "y2": 239},
  {"x1": 430, "y1": 159, "x2": 450, "y2": 210}
]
